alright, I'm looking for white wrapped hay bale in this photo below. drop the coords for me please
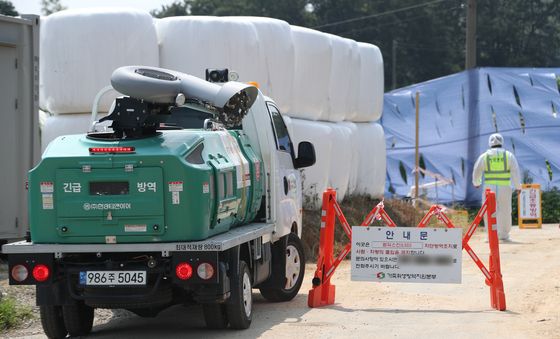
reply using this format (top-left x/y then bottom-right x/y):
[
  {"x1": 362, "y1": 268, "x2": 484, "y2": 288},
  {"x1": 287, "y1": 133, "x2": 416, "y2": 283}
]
[
  {"x1": 349, "y1": 43, "x2": 384, "y2": 122},
  {"x1": 226, "y1": 17, "x2": 295, "y2": 114},
  {"x1": 38, "y1": 110, "x2": 50, "y2": 132},
  {"x1": 339, "y1": 121, "x2": 360, "y2": 196},
  {"x1": 326, "y1": 123, "x2": 352, "y2": 200},
  {"x1": 327, "y1": 35, "x2": 358, "y2": 122},
  {"x1": 40, "y1": 8, "x2": 159, "y2": 114},
  {"x1": 290, "y1": 118, "x2": 332, "y2": 209},
  {"x1": 156, "y1": 16, "x2": 265, "y2": 86},
  {"x1": 41, "y1": 113, "x2": 107, "y2": 152},
  {"x1": 354, "y1": 122, "x2": 386, "y2": 197},
  {"x1": 289, "y1": 26, "x2": 332, "y2": 121}
]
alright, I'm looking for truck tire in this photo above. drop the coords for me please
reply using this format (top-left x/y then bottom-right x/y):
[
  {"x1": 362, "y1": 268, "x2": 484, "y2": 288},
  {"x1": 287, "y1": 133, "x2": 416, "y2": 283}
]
[
  {"x1": 226, "y1": 260, "x2": 252, "y2": 329},
  {"x1": 62, "y1": 302, "x2": 94, "y2": 336},
  {"x1": 39, "y1": 305, "x2": 68, "y2": 339},
  {"x1": 202, "y1": 303, "x2": 229, "y2": 329},
  {"x1": 259, "y1": 233, "x2": 305, "y2": 302}
]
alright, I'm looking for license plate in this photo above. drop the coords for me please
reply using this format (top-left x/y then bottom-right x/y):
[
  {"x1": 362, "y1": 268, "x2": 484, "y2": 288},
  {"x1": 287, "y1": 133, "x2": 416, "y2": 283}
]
[{"x1": 79, "y1": 271, "x2": 146, "y2": 286}]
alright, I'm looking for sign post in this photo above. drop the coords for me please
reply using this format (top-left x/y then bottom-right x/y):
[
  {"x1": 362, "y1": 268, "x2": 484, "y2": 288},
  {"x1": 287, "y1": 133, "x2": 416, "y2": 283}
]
[{"x1": 518, "y1": 184, "x2": 542, "y2": 229}]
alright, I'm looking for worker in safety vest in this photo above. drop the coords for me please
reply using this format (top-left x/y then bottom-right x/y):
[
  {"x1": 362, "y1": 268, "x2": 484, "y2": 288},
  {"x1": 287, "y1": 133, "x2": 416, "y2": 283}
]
[{"x1": 472, "y1": 133, "x2": 520, "y2": 241}]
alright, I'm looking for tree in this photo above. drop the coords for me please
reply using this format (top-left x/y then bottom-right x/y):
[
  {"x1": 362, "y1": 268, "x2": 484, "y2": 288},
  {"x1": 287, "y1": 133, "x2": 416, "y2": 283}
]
[
  {"x1": 152, "y1": 0, "x2": 315, "y2": 26},
  {"x1": 151, "y1": 0, "x2": 190, "y2": 18},
  {"x1": 41, "y1": 0, "x2": 66, "y2": 16},
  {"x1": 0, "y1": 0, "x2": 18, "y2": 16}
]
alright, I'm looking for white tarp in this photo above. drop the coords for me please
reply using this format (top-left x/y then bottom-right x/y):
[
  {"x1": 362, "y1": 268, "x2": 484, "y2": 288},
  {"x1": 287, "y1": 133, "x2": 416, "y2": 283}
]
[
  {"x1": 40, "y1": 8, "x2": 159, "y2": 114},
  {"x1": 156, "y1": 16, "x2": 265, "y2": 86},
  {"x1": 289, "y1": 26, "x2": 332, "y2": 121}
]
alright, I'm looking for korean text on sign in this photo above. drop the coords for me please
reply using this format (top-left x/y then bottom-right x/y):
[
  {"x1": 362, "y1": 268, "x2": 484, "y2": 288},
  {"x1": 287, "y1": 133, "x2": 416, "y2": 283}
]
[{"x1": 351, "y1": 227, "x2": 462, "y2": 284}]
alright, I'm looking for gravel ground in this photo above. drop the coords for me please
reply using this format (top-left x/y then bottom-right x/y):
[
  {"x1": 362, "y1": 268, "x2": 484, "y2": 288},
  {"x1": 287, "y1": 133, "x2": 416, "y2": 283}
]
[{"x1": 2, "y1": 224, "x2": 559, "y2": 338}]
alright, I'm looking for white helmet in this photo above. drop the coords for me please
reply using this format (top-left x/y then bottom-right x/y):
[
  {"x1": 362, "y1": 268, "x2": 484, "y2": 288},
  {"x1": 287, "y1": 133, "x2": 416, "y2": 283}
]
[{"x1": 488, "y1": 133, "x2": 504, "y2": 147}]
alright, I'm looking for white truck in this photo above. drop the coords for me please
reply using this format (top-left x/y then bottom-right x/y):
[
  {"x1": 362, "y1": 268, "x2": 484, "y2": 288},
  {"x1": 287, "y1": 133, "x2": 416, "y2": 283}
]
[{"x1": 3, "y1": 66, "x2": 316, "y2": 337}]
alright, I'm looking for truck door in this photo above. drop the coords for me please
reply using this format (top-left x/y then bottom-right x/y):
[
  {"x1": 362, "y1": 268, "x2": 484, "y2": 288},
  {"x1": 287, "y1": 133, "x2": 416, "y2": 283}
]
[{"x1": 265, "y1": 102, "x2": 302, "y2": 238}]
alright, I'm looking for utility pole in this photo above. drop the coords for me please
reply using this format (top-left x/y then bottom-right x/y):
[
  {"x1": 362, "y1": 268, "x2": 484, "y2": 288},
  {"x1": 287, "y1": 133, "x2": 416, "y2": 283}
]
[
  {"x1": 465, "y1": 0, "x2": 477, "y2": 69},
  {"x1": 392, "y1": 39, "x2": 397, "y2": 89},
  {"x1": 414, "y1": 92, "x2": 420, "y2": 201}
]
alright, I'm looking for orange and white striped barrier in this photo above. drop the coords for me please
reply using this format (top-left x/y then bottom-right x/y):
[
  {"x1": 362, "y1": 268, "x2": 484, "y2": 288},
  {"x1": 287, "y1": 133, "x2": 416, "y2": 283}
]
[{"x1": 308, "y1": 188, "x2": 506, "y2": 311}]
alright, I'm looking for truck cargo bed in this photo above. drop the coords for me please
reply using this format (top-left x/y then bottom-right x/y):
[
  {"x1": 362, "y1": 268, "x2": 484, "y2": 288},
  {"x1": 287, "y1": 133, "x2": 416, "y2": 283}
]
[{"x1": 2, "y1": 222, "x2": 274, "y2": 255}]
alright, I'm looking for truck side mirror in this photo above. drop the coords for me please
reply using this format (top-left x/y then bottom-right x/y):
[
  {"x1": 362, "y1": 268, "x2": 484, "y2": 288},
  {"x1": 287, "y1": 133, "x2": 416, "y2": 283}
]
[{"x1": 294, "y1": 141, "x2": 316, "y2": 169}]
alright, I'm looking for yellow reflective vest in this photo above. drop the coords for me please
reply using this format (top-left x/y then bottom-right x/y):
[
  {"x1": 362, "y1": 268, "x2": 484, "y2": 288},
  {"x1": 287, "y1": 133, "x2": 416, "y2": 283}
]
[{"x1": 484, "y1": 150, "x2": 511, "y2": 186}]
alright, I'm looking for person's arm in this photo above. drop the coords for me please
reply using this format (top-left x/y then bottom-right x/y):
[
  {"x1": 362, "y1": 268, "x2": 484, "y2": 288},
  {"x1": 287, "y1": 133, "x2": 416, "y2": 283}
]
[
  {"x1": 508, "y1": 151, "x2": 521, "y2": 189},
  {"x1": 472, "y1": 153, "x2": 486, "y2": 187}
]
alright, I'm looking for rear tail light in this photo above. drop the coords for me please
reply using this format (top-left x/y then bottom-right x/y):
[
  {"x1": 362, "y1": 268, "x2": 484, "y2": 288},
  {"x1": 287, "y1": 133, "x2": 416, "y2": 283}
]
[
  {"x1": 32, "y1": 264, "x2": 50, "y2": 282},
  {"x1": 175, "y1": 262, "x2": 193, "y2": 280},
  {"x1": 197, "y1": 263, "x2": 215, "y2": 280},
  {"x1": 89, "y1": 147, "x2": 135, "y2": 154},
  {"x1": 11, "y1": 265, "x2": 28, "y2": 282}
]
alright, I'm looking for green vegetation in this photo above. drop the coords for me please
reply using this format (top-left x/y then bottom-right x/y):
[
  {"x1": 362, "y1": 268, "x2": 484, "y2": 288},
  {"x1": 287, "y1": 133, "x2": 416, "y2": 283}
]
[
  {"x1": 512, "y1": 187, "x2": 560, "y2": 225},
  {"x1": 0, "y1": 297, "x2": 34, "y2": 331},
  {"x1": 0, "y1": 0, "x2": 18, "y2": 16},
  {"x1": 302, "y1": 195, "x2": 425, "y2": 261}
]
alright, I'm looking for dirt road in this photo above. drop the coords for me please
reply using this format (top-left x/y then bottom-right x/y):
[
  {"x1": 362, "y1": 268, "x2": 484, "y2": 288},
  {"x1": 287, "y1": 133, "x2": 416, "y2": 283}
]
[{"x1": 5, "y1": 224, "x2": 560, "y2": 338}]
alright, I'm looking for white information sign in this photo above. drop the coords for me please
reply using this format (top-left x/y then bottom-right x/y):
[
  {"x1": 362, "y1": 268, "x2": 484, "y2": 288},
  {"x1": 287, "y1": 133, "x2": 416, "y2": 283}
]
[
  {"x1": 351, "y1": 227, "x2": 462, "y2": 284},
  {"x1": 519, "y1": 187, "x2": 541, "y2": 219}
]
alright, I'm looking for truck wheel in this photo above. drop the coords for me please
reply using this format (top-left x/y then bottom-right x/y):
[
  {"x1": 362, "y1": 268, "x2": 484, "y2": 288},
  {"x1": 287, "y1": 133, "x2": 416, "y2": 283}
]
[
  {"x1": 259, "y1": 233, "x2": 305, "y2": 302},
  {"x1": 39, "y1": 305, "x2": 68, "y2": 339},
  {"x1": 62, "y1": 302, "x2": 94, "y2": 336},
  {"x1": 226, "y1": 260, "x2": 252, "y2": 329},
  {"x1": 202, "y1": 303, "x2": 229, "y2": 329}
]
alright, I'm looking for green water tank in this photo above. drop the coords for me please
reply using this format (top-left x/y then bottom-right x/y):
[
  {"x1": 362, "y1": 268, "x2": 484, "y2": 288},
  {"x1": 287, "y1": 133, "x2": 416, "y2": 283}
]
[{"x1": 28, "y1": 129, "x2": 264, "y2": 244}]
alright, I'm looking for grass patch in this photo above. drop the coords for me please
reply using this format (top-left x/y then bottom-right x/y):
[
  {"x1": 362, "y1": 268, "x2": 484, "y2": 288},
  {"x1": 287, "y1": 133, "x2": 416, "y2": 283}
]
[
  {"x1": 0, "y1": 297, "x2": 34, "y2": 332},
  {"x1": 301, "y1": 195, "x2": 426, "y2": 262}
]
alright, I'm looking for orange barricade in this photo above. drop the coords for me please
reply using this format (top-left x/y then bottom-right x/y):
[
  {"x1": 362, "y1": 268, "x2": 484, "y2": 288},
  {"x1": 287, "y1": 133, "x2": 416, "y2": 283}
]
[{"x1": 308, "y1": 188, "x2": 506, "y2": 311}]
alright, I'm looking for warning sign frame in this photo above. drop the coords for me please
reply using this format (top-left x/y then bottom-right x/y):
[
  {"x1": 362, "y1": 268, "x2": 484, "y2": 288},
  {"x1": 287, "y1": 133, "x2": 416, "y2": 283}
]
[{"x1": 518, "y1": 183, "x2": 542, "y2": 229}]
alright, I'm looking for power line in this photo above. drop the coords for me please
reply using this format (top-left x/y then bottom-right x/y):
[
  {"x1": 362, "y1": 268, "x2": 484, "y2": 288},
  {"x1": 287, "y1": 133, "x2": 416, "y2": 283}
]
[
  {"x1": 336, "y1": 4, "x2": 461, "y2": 38},
  {"x1": 312, "y1": 0, "x2": 452, "y2": 30}
]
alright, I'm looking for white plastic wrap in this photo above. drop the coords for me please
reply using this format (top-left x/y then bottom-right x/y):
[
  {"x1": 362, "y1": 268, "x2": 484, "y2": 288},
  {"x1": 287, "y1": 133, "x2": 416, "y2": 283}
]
[
  {"x1": 354, "y1": 122, "x2": 386, "y2": 197},
  {"x1": 339, "y1": 121, "x2": 360, "y2": 196},
  {"x1": 41, "y1": 113, "x2": 107, "y2": 152},
  {"x1": 326, "y1": 123, "x2": 352, "y2": 200},
  {"x1": 290, "y1": 118, "x2": 332, "y2": 209},
  {"x1": 156, "y1": 17, "x2": 265, "y2": 86},
  {"x1": 40, "y1": 8, "x2": 159, "y2": 114},
  {"x1": 327, "y1": 35, "x2": 355, "y2": 122},
  {"x1": 38, "y1": 110, "x2": 50, "y2": 132},
  {"x1": 226, "y1": 17, "x2": 294, "y2": 114},
  {"x1": 350, "y1": 43, "x2": 384, "y2": 122},
  {"x1": 289, "y1": 26, "x2": 332, "y2": 121}
]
